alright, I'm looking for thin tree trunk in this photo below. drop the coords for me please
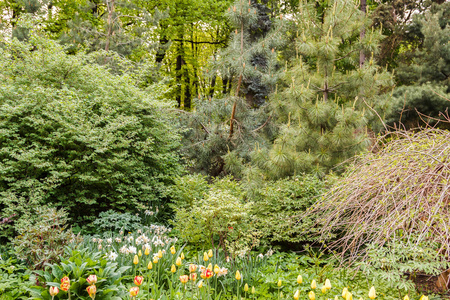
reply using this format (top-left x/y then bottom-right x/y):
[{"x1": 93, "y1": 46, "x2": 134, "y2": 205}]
[
  {"x1": 229, "y1": 11, "x2": 245, "y2": 139},
  {"x1": 105, "y1": 0, "x2": 115, "y2": 52},
  {"x1": 359, "y1": 0, "x2": 366, "y2": 68}
]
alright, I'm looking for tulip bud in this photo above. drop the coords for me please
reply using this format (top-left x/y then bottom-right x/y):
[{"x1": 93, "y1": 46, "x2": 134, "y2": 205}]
[
  {"x1": 60, "y1": 277, "x2": 70, "y2": 292},
  {"x1": 181, "y1": 252, "x2": 185, "y2": 260},
  {"x1": 404, "y1": 296, "x2": 410, "y2": 300},
  {"x1": 198, "y1": 280, "x2": 203, "y2": 288},
  {"x1": 294, "y1": 290, "x2": 300, "y2": 300},
  {"x1": 346, "y1": 292, "x2": 353, "y2": 300},
  {"x1": 325, "y1": 279, "x2": 331, "y2": 290},
  {"x1": 133, "y1": 255, "x2": 139, "y2": 265},
  {"x1": 171, "y1": 264, "x2": 176, "y2": 273},
  {"x1": 153, "y1": 257, "x2": 159, "y2": 264},
  {"x1": 144, "y1": 246, "x2": 150, "y2": 256},
  {"x1": 138, "y1": 250, "x2": 142, "y2": 257},
  {"x1": 297, "y1": 275, "x2": 302, "y2": 284},
  {"x1": 86, "y1": 285, "x2": 96, "y2": 299},
  {"x1": 208, "y1": 249, "x2": 213, "y2": 258},
  {"x1": 86, "y1": 275, "x2": 97, "y2": 285},
  {"x1": 214, "y1": 264, "x2": 220, "y2": 274},
  {"x1": 342, "y1": 287, "x2": 349, "y2": 298},
  {"x1": 244, "y1": 283, "x2": 249, "y2": 292},
  {"x1": 157, "y1": 250, "x2": 163, "y2": 258},
  {"x1": 251, "y1": 286, "x2": 255, "y2": 294},
  {"x1": 311, "y1": 280, "x2": 317, "y2": 289},
  {"x1": 207, "y1": 263, "x2": 212, "y2": 271},
  {"x1": 321, "y1": 285, "x2": 327, "y2": 294},
  {"x1": 189, "y1": 264, "x2": 197, "y2": 273},
  {"x1": 369, "y1": 286, "x2": 376, "y2": 299},
  {"x1": 176, "y1": 257, "x2": 182, "y2": 266},
  {"x1": 180, "y1": 275, "x2": 189, "y2": 284},
  {"x1": 203, "y1": 252, "x2": 209, "y2": 262},
  {"x1": 235, "y1": 270, "x2": 241, "y2": 280},
  {"x1": 309, "y1": 291, "x2": 315, "y2": 300},
  {"x1": 49, "y1": 286, "x2": 59, "y2": 296},
  {"x1": 130, "y1": 286, "x2": 139, "y2": 297},
  {"x1": 277, "y1": 279, "x2": 282, "y2": 287},
  {"x1": 147, "y1": 261, "x2": 153, "y2": 269},
  {"x1": 190, "y1": 272, "x2": 197, "y2": 281},
  {"x1": 170, "y1": 245, "x2": 176, "y2": 254},
  {"x1": 134, "y1": 276, "x2": 144, "y2": 286}
]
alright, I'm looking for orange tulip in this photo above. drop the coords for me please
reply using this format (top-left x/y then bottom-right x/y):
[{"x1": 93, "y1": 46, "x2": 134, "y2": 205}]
[
  {"x1": 134, "y1": 276, "x2": 144, "y2": 286},
  {"x1": 86, "y1": 285, "x2": 97, "y2": 299},
  {"x1": 190, "y1": 273, "x2": 197, "y2": 281},
  {"x1": 189, "y1": 264, "x2": 198, "y2": 273},
  {"x1": 60, "y1": 277, "x2": 70, "y2": 292},
  {"x1": 180, "y1": 275, "x2": 189, "y2": 284}
]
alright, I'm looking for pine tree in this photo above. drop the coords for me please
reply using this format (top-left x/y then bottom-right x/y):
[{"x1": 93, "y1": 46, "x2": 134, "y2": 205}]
[
  {"x1": 379, "y1": 1, "x2": 450, "y2": 129},
  {"x1": 250, "y1": 0, "x2": 393, "y2": 178},
  {"x1": 180, "y1": 0, "x2": 286, "y2": 176}
]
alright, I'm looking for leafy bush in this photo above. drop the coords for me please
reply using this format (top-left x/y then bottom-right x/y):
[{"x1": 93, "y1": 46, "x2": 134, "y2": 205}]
[
  {"x1": 92, "y1": 210, "x2": 143, "y2": 235},
  {"x1": 172, "y1": 176, "x2": 257, "y2": 256},
  {"x1": 0, "y1": 35, "x2": 183, "y2": 236},
  {"x1": 12, "y1": 206, "x2": 80, "y2": 270},
  {"x1": 0, "y1": 251, "x2": 34, "y2": 300},
  {"x1": 249, "y1": 174, "x2": 332, "y2": 247}
]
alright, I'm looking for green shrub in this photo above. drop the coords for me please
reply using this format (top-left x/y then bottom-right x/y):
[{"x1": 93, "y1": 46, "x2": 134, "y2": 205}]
[
  {"x1": 250, "y1": 174, "x2": 332, "y2": 247},
  {"x1": 0, "y1": 35, "x2": 183, "y2": 237},
  {"x1": 12, "y1": 206, "x2": 80, "y2": 270},
  {"x1": 91, "y1": 210, "x2": 143, "y2": 235},
  {"x1": 172, "y1": 176, "x2": 257, "y2": 256},
  {"x1": 0, "y1": 250, "x2": 34, "y2": 299}
]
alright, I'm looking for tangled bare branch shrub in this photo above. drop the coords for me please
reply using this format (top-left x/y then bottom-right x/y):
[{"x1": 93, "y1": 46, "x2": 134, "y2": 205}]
[{"x1": 312, "y1": 129, "x2": 450, "y2": 261}]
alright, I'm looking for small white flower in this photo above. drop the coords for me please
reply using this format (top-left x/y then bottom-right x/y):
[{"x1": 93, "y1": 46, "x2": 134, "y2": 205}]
[
  {"x1": 115, "y1": 237, "x2": 122, "y2": 243},
  {"x1": 128, "y1": 246, "x2": 137, "y2": 254},
  {"x1": 92, "y1": 238, "x2": 97, "y2": 243},
  {"x1": 106, "y1": 238, "x2": 112, "y2": 244},
  {"x1": 258, "y1": 253, "x2": 264, "y2": 259},
  {"x1": 119, "y1": 246, "x2": 128, "y2": 254},
  {"x1": 108, "y1": 252, "x2": 118, "y2": 261}
]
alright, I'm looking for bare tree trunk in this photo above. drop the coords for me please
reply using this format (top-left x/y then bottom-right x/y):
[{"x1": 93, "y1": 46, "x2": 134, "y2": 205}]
[
  {"x1": 105, "y1": 0, "x2": 115, "y2": 52},
  {"x1": 359, "y1": 0, "x2": 366, "y2": 68}
]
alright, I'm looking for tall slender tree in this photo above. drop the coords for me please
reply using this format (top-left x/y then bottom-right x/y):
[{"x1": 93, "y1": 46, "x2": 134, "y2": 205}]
[{"x1": 180, "y1": 0, "x2": 285, "y2": 176}]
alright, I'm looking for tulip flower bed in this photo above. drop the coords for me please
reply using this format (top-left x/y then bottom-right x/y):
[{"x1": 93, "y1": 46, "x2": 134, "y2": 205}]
[{"x1": 12, "y1": 226, "x2": 435, "y2": 300}]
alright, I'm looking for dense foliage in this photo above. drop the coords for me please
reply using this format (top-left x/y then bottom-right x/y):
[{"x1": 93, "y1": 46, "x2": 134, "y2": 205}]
[{"x1": 0, "y1": 35, "x2": 183, "y2": 236}]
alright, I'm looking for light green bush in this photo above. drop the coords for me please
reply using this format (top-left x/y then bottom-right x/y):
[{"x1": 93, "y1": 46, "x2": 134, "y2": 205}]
[{"x1": 0, "y1": 35, "x2": 183, "y2": 237}]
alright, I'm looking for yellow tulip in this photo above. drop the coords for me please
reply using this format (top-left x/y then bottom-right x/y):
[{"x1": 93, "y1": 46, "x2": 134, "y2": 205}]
[
  {"x1": 244, "y1": 283, "x2": 249, "y2": 292},
  {"x1": 294, "y1": 290, "x2": 300, "y2": 300},
  {"x1": 207, "y1": 263, "x2": 212, "y2": 271},
  {"x1": 277, "y1": 279, "x2": 282, "y2": 287},
  {"x1": 309, "y1": 291, "x2": 315, "y2": 300},
  {"x1": 157, "y1": 250, "x2": 163, "y2": 258},
  {"x1": 235, "y1": 270, "x2": 241, "y2": 280},
  {"x1": 189, "y1": 264, "x2": 197, "y2": 273},
  {"x1": 203, "y1": 252, "x2": 209, "y2": 262},
  {"x1": 251, "y1": 286, "x2": 255, "y2": 294},
  {"x1": 321, "y1": 285, "x2": 327, "y2": 294},
  {"x1": 346, "y1": 292, "x2": 353, "y2": 300},
  {"x1": 325, "y1": 279, "x2": 331, "y2": 290},
  {"x1": 133, "y1": 255, "x2": 139, "y2": 265},
  {"x1": 171, "y1": 264, "x2": 176, "y2": 273},
  {"x1": 208, "y1": 249, "x2": 213, "y2": 258},
  {"x1": 147, "y1": 261, "x2": 153, "y2": 269},
  {"x1": 297, "y1": 275, "x2": 303, "y2": 284},
  {"x1": 144, "y1": 246, "x2": 150, "y2": 256},
  {"x1": 369, "y1": 286, "x2": 376, "y2": 299},
  {"x1": 335, "y1": 296, "x2": 339, "y2": 300},
  {"x1": 404, "y1": 296, "x2": 410, "y2": 300},
  {"x1": 153, "y1": 257, "x2": 159, "y2": 264},
  {"x1": 214, "y1": 264, "x2": 220, "y2": 274},
  {"x1": 138, "y1": 250, "x2": 142, "y2": 257},
  {"x1": 181, "y1": 252, "x2": 185, "y2": 260},
  {"x1": 342, "y1": 287, "x2": 349, "y2": 298},
  {"x1": 176, "y1": 257, "x2": 182, "y2": 266},
  {"x1": 170, "y1": 246, "x2": 176, "y2": 254},
  {"x1": 311, "y1": 280, "x2": 317, "y2": 289},
  {"x1": 198, "y1": 280, "x2": 203, "y2": 288}
]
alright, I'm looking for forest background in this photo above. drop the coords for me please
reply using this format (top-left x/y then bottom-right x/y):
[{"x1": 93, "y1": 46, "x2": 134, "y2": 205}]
[{"x1": 0, "y1": 0, "x2": 449, "y2": 298}]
